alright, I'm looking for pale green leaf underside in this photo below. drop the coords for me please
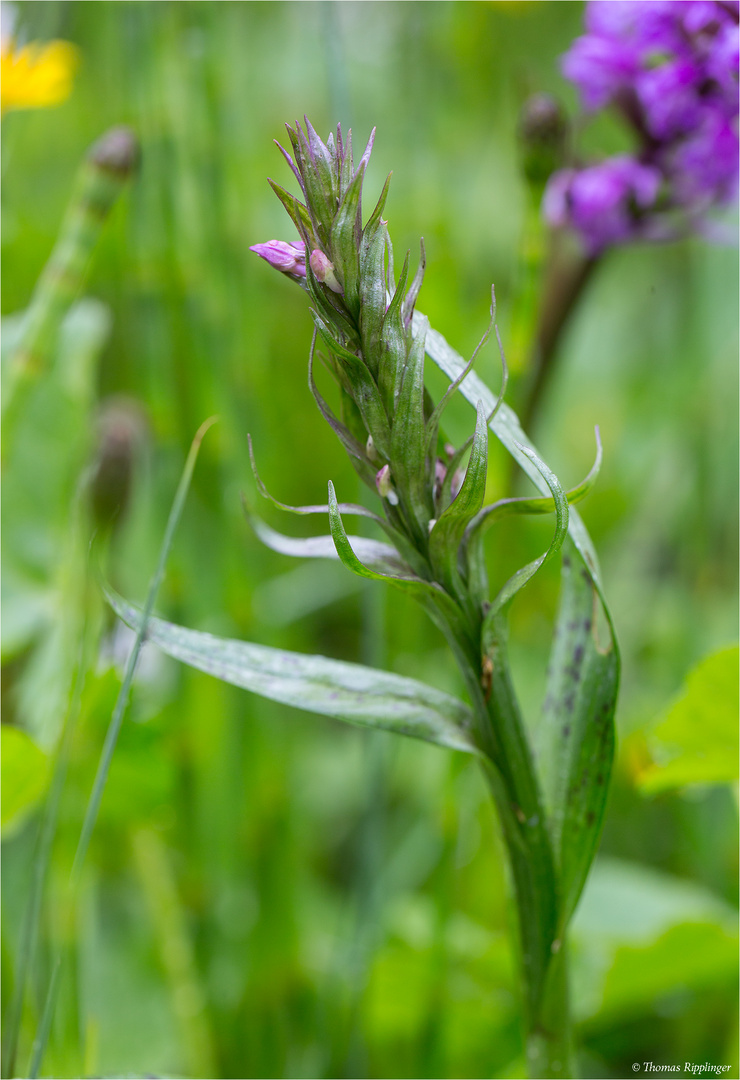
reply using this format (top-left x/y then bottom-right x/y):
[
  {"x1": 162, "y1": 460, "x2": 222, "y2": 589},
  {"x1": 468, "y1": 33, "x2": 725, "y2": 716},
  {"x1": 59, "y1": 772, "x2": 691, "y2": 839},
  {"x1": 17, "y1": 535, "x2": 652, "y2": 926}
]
[{"x1": 107, "y1": 591, "x2": 478, "y2": 756}]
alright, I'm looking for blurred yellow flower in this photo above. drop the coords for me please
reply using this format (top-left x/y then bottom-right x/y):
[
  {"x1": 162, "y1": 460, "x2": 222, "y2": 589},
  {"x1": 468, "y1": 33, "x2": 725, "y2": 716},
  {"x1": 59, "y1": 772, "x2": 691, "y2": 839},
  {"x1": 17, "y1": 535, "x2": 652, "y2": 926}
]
[{"x1": 1, "y1": 37, "x2": 78, "y2": 114}]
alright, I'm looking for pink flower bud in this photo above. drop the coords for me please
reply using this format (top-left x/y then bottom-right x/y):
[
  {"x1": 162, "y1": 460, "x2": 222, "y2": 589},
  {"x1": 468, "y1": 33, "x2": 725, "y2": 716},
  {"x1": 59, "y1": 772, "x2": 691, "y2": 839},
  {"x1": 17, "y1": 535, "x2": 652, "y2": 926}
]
[
  {"x1": 309, "y1": 249, "x2": 343, "y2": 294},
  {"x1": 250, "y1": 239, "x2": 306, "y2": 277},
  {"x1": 375, "y1": 464, "x2": 399, "y2": 505}
]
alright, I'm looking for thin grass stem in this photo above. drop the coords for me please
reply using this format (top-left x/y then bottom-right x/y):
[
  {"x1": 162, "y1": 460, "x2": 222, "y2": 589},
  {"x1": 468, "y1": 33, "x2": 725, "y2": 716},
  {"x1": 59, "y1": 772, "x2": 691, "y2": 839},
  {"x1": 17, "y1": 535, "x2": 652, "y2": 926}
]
[{"x1": 27, "y1": 417, "x2": 217, "y2": 1079}]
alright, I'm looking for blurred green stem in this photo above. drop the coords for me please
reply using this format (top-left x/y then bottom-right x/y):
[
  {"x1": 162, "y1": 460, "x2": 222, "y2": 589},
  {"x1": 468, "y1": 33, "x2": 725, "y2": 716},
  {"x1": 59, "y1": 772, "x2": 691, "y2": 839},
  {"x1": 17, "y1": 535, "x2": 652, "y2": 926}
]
[
  {"x1": 520, "y1": 240, "x2": 599, "y2": 437},
  {"x1": 2, "y1": 127, "x2": 137, "y2": 447},
  {"x1": 525, "y1": 945, "x2": 574, "y2": 1080}
]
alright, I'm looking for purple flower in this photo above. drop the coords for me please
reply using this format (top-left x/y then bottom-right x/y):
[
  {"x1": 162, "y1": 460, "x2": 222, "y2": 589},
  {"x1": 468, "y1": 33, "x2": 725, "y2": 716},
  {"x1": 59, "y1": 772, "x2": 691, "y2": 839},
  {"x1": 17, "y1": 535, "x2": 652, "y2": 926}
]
[
  {"x1": 563, "y1": 1, "x2": 739, "y2": 140},
  {"x1": 544, "y1": 156, "x2": 662, "y2": 252},
  {"x1": 549, "y1": 1, "x2": 739, "y2": 249},
  {"x1": 666, "y1": 109, "x2": 740, "y2": 206},
  {"x1": 635, "y1": 58, "x2": 704, "y2": 139},
  {"x1": 561, "y1": 34, "x2": 639, "y2": 110},
  {"x1": 249, "y1": 239, "x2": 306, "y2": 278}
]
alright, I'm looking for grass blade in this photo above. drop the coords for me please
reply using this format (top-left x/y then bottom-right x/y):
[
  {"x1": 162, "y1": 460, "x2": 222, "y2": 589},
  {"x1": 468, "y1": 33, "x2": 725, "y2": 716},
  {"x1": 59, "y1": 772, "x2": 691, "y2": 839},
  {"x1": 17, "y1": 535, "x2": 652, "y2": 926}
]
[{"x1": 27, "y1": 417, "x2": 216, "y2": 1079}]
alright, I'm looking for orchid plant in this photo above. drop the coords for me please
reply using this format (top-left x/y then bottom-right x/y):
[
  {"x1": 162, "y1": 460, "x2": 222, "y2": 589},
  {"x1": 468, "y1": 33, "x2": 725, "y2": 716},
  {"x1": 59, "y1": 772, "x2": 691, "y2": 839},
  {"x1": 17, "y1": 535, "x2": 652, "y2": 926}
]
[{"x1": 111, "y1": 118, "x2": 619, "y2": 1078}]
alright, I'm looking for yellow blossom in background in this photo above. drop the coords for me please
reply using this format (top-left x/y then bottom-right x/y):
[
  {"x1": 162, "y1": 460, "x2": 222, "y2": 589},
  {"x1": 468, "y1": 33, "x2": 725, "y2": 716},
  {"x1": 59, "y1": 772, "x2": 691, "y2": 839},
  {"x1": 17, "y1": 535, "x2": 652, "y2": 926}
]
[{"x1": 1, "y1": 37, "x2": 78, "y2": 115}]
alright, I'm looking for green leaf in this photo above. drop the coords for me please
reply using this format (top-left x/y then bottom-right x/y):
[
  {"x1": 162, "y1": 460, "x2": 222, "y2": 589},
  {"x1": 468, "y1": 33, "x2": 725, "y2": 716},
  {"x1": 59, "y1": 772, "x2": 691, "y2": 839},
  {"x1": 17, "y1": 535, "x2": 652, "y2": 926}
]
[
  {"x1": 330, "y1": 163, "x2": 365, "y2": 317},
  {"x1": 246, "y1": 505, "x2": 412, "y2": 577},
  {"x1": 425, "y1": 287, "x2": 496, "y2": 467},
  {"x1": 107, "y1": 592, "x2": 478, "y2": 756},
  {"x1": 637, "y1": 646, "x2": 739, "y2": 794},
  {"x1": 327, "y1": 481, "x2": 478, "y2": 660},
  {"x1": 402, "y1": 238, "x2": 426, "y2": 329},
  {"x1": 429, "y1": 401, "x2": 488, "y2": 607},
  {"x1": 420, "y1": 315, "x2": 618, "y2": 937},
  {"x1": 247, "y1": 434, "x2": 431, "y2": 579},
  {"x1": 480, "y1": 443, "x2": 569, "y2": 622},
  {"x1": 465, "y1": 426, "x2": 602, "y2": 548},
  {"x1": 266, "y1": 179, "x2": 315, "y2": 245},
  {"x1": 290, "y1": 122, "x2": 333, "y2": 243},
  {"x1": 537, "y1": 539, "x2": 618, "y2": 929},
  {"x1": 1, "y1": 726, "x2": 49, "y2": 837},
  {"x1": 378, "y1": 251, "x2": 410, "y2": 412},
  {"x1": 307, "y1": 333, "x2": 375, "y2": 486},
  {"x1": 390, "y1": 315, "x2": 432, "y2": 542},
  {"x1": 572, "y1": 858, "x2": 738, "y2": 1022},
  {"x1": 313, "y1": 315, "x2": 392, "y2": 459},
  {"x1": 359, "y1": 214, "x2": 391, "y2": 378},
  {"x1": 418, "y1": 312, "x2": 609, "y2": 601}
]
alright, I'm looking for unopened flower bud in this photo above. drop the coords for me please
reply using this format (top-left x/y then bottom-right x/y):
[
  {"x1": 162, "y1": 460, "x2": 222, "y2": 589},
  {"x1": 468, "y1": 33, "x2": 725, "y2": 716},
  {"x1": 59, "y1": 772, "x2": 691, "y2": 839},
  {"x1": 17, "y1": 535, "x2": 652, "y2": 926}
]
[
  {"x1": 518, "y1": 93, "x2": 568, "y2": 186},
  {"x1": 434, "y1": 458, "x2": 447, "y2": 499},
  {"x1": 309, "y1": 249, "x2": 343, "y2": 294},
  {"x1": 375, "y1": 464, "x2": 399, "y2": 505},
  {"x1": 250, "y1": 239, "x2": 306, "y2": 278},
  {"x1": 89, "y1": 397, "x2": 147, "y2": 532},
  {"x1": 89, "y1": 126, "x2": 140, "y2": 178},
  {"x1": 366, "y1": 434, "x2": 381, "y2": 465}
]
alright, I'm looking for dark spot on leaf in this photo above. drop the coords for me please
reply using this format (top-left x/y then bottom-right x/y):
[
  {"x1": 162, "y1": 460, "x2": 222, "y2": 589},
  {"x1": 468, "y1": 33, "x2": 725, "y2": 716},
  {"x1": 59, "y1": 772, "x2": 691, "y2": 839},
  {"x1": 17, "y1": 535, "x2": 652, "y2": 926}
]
[
  {"x1": 563, "y1": 555, "x2": 571, "y2": 569},
  {"x1": 596, "y1": 773, "x2": 604, "y2": 785},
  {"x1": 573, "y1": 644, "x2": 584, "y2": 666},
  {"x1": 581, "y1": 570, "x2": 591, "y2": 584},
  {"x1": 564, "y1": 693, "x2": 574, "y2": 712},
  {"x1": 567, "y1": 620, "x2": 579, "y2": 633},
  {"x1": 562, "y1": 725, "x2": 571, "y2": 737},
  {"x1": 583, "y1": 619, "x2": 592, "y2": 632},
  {"x1": 586, "y1": 811, "x2": 595, "y2": 827}
]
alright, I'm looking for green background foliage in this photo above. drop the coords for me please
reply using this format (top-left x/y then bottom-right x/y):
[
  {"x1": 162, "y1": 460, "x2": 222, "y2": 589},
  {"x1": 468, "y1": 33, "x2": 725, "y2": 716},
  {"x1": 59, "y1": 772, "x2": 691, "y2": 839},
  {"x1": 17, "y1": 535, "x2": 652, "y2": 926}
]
[{"x1": 2, "y1": 3, "x2": 737, "y2": 1078}]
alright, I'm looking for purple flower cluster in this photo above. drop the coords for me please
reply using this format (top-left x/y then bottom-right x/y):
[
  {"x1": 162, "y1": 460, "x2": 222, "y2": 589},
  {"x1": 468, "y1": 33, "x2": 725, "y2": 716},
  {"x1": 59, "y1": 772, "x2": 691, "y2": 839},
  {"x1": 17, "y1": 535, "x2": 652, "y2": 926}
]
[{"x1": 544, "y1": 1, "x2": 739, "y2": 252}]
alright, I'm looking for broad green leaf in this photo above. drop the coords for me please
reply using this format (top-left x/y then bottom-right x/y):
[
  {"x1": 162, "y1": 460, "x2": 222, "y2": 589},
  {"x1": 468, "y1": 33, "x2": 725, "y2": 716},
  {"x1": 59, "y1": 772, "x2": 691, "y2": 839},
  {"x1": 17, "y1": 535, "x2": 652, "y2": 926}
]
[
  {"x1": 107, "y1": 592, "x2": 478, "y2": 756},
  {"x1": 571, "y1": 858, "x2": 738, "y2": 1022},
  {"x1": 1, "y1": 726, "x2": 49, "y2": 837},
  {"x1": 638, "y1": 645, "x2": 739, "y2": 794},
  {"x1": 537, "y1": 539, "x2": 618, "y2": 929}
]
